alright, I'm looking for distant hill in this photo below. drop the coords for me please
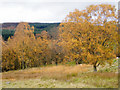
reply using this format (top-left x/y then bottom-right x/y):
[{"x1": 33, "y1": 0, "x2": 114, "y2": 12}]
[{"x1": 2, "y1": 22, "x2": 60, "y2": 41}]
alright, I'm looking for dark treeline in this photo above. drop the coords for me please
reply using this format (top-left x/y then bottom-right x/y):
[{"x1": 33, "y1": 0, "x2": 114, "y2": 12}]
[{"x1": 2, "y1": 23, "x2": 60, "y2": 41}]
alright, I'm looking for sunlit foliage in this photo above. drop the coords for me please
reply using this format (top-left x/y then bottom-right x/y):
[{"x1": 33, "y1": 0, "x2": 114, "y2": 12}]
[
  {"x1": 2, "y1": 4, "x2": 118, "y2": 72},
  {"x1": 59, "y1": 4, "x2": 118, "y2": 71}
]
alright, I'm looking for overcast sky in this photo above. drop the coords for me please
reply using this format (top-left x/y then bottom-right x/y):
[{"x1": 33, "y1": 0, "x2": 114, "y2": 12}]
[{"x1": 0, "y1": 0, "x2": 118, "y2": 23}]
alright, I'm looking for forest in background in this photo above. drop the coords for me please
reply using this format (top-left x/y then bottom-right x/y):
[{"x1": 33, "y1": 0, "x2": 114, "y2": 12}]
[{"x1": 2, "y1": 23, "x2": 60, "y2": 41}]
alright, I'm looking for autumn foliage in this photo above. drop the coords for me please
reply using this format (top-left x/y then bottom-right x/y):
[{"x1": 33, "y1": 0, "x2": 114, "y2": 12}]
[
  {"x1": 58, "y1": 4, "x2": 118, "y2": 71},
  {"x1": 2, "y1": 4, "x2": 118, "y2": 72}
]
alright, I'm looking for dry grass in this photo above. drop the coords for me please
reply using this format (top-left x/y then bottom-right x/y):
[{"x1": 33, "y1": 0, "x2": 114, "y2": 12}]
[
  {"x1": 2, "y1": 64, "x2": 92, "y2": 81},
  {"x1": 2, "y1": 63, "x2": 118, "y2": 88}
]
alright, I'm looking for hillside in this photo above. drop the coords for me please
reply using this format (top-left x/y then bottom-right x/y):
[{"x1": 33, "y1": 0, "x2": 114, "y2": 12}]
[{"x1": 2, "y1": 22, "x2": 60, "y2": 40}]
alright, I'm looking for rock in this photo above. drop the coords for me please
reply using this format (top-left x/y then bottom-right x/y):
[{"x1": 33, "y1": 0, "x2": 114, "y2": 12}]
[
  {"x1": 116, "y1": 57, "x2": 119, "y2": 59},
  {"x1": 115, "y1": 72, "x2": 118, "y2": 74},
  {"x1": 6, "y1": 81, "x2": 10, "y2": 84}
]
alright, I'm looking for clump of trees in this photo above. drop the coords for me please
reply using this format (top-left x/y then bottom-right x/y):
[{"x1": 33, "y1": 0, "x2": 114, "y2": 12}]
[
  {"x1": 2, "y1": 22, "x2": 63, "y2": 71},
  {"x1": 2, "y1": 4, "x2": 118, "y2": 72},
  {"x1": 58, "y1": 4, "x2": 118, "y2": 71},
  {"x1": 2, "y1": 23, "x2": 48, "y2": 71}
]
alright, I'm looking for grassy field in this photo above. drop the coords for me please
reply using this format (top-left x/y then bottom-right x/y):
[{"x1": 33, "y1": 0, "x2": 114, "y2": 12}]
[{"x1": 2, "y1": 59, "x2": 118, "y2": 88}]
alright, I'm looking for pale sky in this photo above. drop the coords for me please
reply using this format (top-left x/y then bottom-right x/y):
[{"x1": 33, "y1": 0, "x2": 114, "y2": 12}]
[{"x1": 0, "y1": 0, "x2": 119, "y2": 23}]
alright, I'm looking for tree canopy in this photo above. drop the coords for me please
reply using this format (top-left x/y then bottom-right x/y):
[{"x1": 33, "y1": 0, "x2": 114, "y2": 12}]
[{"x1": 58, "y1": 4, "x2": 118, "y2": 71}]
